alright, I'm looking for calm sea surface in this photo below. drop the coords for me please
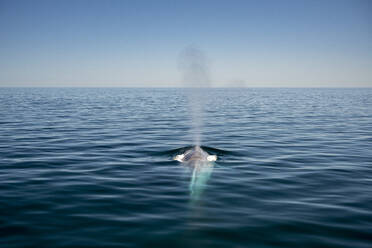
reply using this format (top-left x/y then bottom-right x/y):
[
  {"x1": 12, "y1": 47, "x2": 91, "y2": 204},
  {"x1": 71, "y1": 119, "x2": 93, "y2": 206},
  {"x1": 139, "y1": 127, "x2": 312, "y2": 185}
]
[{"x1": 0, "y1": 88, "x2": 371, "y2": 248}]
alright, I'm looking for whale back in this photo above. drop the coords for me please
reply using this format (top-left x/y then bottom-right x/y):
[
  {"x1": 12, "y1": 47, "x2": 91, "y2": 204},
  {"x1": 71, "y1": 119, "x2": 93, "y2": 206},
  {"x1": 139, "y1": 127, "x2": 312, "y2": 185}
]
[{"x1": 183, "y1": 146, "x2": 208, "y2": 162}]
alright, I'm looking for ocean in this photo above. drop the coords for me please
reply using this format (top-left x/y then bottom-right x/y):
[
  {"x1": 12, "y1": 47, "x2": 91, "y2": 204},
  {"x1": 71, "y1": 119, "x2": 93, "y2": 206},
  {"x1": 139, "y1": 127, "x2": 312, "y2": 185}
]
[{"x1": 1, "y1": 88, "x2": 371, "y2": 247}]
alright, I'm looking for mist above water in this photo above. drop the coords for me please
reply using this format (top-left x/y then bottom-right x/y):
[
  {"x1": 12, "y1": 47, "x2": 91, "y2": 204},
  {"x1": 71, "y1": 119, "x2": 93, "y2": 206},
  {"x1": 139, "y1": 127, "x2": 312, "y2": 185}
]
[{"x1": 178, "y1": 46, "x2": 210, "y2": 145}]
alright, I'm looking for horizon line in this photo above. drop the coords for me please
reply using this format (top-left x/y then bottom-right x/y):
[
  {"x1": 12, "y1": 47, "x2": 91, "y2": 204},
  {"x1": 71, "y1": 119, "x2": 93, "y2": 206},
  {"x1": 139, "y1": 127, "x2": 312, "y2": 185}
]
[{"x1": 1, "y1": 86, "x2": 372, "y2": 89}]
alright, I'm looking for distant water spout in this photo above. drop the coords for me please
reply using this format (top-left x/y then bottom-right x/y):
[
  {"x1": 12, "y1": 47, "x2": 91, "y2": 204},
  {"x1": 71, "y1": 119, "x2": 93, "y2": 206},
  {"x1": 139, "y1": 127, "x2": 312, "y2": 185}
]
[{"x1": 178, "y1": 46, "x2": 210, "y2": 145}]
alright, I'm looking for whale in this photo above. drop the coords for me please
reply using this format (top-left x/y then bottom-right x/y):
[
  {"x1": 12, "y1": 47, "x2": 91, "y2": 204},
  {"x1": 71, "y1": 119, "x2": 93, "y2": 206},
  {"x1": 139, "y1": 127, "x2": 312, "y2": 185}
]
[
  {"x1": 174, "y1": 146, "x2": 217, "y2": 202},
  {"x1": 174, "y1": 146, "x2": 217, "y2": 163}
]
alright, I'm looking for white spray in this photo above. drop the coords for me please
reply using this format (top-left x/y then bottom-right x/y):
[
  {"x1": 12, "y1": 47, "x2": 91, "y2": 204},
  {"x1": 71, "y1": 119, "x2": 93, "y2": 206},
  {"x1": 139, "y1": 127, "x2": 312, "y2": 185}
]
[{"x1": 178, "y1": 46, "x2": 210, "y2": 146}]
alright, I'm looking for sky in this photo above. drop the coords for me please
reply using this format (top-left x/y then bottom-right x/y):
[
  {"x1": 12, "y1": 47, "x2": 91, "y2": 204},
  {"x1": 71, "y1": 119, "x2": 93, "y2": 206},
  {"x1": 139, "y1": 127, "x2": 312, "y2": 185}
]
[{"x1": 0, "y1": 0, "x2": 371, "y2": 87}]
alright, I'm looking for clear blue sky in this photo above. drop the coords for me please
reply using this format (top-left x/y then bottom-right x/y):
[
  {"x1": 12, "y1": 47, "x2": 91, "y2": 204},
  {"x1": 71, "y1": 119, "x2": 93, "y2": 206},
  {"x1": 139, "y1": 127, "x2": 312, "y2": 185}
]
[{"x1": 0, "y1": 0, "x2": 371, "y2": 87}]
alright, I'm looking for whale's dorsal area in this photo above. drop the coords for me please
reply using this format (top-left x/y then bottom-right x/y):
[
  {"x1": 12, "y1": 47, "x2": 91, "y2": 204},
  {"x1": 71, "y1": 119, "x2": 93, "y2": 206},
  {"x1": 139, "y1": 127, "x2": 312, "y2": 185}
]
[
  {"x1": 174, "y1": 146, "x2": 217, "y2": 202},
  {"x1": 174, "y1": 146, "x2": 217, "y2": 162}
]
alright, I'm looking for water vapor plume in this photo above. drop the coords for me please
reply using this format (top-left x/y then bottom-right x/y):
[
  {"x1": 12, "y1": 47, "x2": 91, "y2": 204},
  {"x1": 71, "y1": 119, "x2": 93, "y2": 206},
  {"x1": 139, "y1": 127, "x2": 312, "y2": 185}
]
[
  {"x1": 178, "y1": 46, "x2": 210, "y2": 145},
  {"x1": 178, "y1": 46, "x2": 210, "y2": 87}
]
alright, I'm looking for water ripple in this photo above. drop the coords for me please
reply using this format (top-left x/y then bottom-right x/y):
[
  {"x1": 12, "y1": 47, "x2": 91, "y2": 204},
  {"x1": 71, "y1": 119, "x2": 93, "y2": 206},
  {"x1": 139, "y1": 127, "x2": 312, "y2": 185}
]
[{"x1": 1, "y1": 88, "x2": 372, "y2": 247}]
